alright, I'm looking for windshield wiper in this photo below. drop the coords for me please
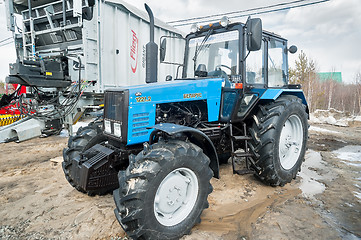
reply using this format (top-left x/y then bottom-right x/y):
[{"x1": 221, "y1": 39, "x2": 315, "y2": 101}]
[{"x1": 193, "y1": 29, "x2": 213, "y2": 72}]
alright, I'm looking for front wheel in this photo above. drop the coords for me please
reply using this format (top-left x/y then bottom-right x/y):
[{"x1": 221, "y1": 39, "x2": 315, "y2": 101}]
[
  {"x1": 62, "y1": 121, "x2": 107, "y2": 194},
  {"x1": 248, "y1": 95, "x2": 308, "y2": 186},
  {"x1": 113, "y1": 140, "x2": 213, "y2": 239}
]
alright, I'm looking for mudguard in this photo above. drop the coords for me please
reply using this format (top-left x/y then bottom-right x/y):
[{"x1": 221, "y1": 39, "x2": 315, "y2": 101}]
[
  {"x1": 149, "y1": 123, "x2": 220, "y2": 178},
  {"x1": 260, "y1": 89, "x2": 309, "y2": 113}
]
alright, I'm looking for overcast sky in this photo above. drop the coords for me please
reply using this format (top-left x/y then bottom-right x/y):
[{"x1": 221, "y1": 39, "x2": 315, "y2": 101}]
[{"x1": 0, "y1": 0, "x2": 359, "y2": 83}]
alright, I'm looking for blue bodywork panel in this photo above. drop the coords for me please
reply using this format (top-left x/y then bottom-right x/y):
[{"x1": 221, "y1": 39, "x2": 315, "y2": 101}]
[
  {"x1": 259, "y1": 88, "x2": 308, "y2": 105},
  {"x1": 126, "y1": 79, "x2": 223, "y2": 145}
]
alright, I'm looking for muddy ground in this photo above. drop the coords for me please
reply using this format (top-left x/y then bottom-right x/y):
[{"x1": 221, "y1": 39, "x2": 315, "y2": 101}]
[{"x1": 0, "y1": 123, "x2": 360, "y2": 240}]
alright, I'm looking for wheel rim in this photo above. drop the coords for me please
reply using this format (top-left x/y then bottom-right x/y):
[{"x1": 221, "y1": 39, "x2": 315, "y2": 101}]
[
  {"x1": 279, "y1": 114, "x2": 304, "y2": 170},
  {"x1": 154, "y1": 167, "x2": 199, "y2": 226}
]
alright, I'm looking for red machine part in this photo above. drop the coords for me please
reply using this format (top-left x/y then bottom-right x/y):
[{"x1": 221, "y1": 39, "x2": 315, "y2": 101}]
[{"x1": 0, "y1": 84, "x2": 26, "y2": 115}]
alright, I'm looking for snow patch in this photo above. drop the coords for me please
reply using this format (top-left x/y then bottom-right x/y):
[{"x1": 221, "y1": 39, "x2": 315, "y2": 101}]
[
  {"x1": 310, "y1": 108, "x2": 361, "y2": 127},
  {"x1": 355, "y1": 116, "x2": 361, "y2": 122},
  {"x1": 309, "y1": 126, "x2": 340, "y2": 134}
]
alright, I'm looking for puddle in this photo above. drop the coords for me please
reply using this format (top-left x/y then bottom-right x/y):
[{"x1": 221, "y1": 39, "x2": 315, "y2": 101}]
[
  {"x1": 298, "y1": 150, "x2": 327, "y2": 199},
  {"x1": 301, "y1": 147, "x2": 361, "y2": 238},
  {"x1": 333, "y1": 145, "x2": 361, "y2": 168},
  {"x1": 333, "y1": 145, "x2": 361, "y2": 202}
]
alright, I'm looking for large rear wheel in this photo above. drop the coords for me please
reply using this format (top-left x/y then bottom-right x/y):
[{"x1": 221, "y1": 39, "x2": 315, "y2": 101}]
[
  {"x1": 113, "y1": 140, "x2": 213, "y2": 239},
  {"x1": 248, "y1": 95, "x2": 308, "y2": 186}
]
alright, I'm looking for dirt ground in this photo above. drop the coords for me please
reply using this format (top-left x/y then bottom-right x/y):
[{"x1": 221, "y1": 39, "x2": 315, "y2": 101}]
[{"x1": 0, "y1": 123, "x2": 360, "y2": 240}]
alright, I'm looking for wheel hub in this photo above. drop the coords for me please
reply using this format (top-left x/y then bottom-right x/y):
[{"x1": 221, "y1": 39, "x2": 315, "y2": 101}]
[
  {"x1": 279, "y1": 114, "x2": 303, "y2": 170},
  {"x1": 154, "y1": 168, "x2": 199, "y2": 226}
]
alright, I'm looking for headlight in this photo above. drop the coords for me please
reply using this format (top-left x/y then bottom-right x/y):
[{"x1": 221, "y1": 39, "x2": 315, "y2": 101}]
[
  {"x1": 114, "y1": 123, "x2": 121, "y2": 137},
  {"x1": 190, "y1": 24, "x2": 198, "y2": 33},
  {"x1": 104, "y1": 120, "x2": 111, "y2": 133},
  {"x1": 220, "y1": 16, "x2": 229, "y2": 27}
]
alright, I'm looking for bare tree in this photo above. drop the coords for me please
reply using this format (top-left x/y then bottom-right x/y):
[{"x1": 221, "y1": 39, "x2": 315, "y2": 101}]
[
  {"x1": 326, "y1": 67, "x2": 338, "y2": 110},
  {"x1": 355, "y1": 70, "x2": 361, "y2": 114},
  {"x1": 289, "y1": 51, "x2": 318, "y2": 112}
]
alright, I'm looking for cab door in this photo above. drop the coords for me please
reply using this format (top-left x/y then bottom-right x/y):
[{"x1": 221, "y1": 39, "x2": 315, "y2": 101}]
[
  {"x1": 229, "y1": 39, "x2": 266, "y2": 122},
  {"x1": 266, "y1": 37, "x2": 289, "y2": 88}
]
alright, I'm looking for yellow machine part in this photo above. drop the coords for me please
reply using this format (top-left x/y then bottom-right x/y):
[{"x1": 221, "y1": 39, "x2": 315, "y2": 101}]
[{"x1": 0, "y1": 115, "x2": 24, "y2": 127}]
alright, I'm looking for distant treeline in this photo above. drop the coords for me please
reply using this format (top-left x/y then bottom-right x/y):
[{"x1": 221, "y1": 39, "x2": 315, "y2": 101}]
[{"x1": 289, "y1": 51, "x2": 361, "y2": 115}]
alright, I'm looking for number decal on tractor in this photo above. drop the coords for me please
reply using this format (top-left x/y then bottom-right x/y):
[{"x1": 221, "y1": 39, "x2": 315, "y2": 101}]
[{"x1": 135, "y1": 96, "x2": 152, "y2": 102}]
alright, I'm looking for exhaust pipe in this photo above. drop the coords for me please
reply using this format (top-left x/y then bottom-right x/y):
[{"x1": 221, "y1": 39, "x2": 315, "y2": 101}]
[{"x1": 145, "y1": 4, "x2": 158, "y2": 83}]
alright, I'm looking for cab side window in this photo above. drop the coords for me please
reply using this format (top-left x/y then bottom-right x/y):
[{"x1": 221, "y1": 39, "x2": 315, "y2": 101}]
[{"x1": 268, "y1": 39, "x2": 287, "y2": 87}]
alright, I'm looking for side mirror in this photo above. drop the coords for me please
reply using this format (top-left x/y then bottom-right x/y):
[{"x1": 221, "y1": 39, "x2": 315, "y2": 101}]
[
  {"x1": 160, "y1": 38, "x2": 167, "y2": 62},
  {"x1": 158, "y1": 35, "x2": 186, "y2": 67},
  {"x1": 288, "y1": 45, "x2": 298, "y2": 54},
  {"x1": 246, "y1": 18, "x2": 262, "y2": 51}
]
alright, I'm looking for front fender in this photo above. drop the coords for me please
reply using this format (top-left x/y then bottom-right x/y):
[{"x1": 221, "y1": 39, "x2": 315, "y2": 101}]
[{"x1": 149, "y1": 123, "x2": 219, "y2": 178}]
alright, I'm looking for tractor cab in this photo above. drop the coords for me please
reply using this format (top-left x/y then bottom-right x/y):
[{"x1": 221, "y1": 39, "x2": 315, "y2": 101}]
[{"x1": 183, "y1": 18, "x2": 292, "y2": 87}]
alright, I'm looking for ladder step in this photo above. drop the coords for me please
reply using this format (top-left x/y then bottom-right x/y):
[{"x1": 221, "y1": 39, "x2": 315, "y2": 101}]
[
  {"x1": 233, "y1": 169, "x2": 254, "y2": 175},
  {"x1": 233, "y1": 152, "x2": 254, "y2": 158},
  {"x1": 232, "y1": 136, "x2": 252, "y2": 141}
]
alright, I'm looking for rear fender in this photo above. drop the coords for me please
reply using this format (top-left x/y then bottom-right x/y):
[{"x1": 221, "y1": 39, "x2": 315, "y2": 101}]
[
  {"x1": 149, "y1": 123, "x2": 219, "y2": 178},
  {"x1": 260, "y1": 89, "x2": 309, "y2": 115}
]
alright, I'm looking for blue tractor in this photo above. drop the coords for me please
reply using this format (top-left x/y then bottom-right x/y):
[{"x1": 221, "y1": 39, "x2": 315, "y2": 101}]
[{"x1": 62, "y1": 4, "x2": 308, "y2": 239}]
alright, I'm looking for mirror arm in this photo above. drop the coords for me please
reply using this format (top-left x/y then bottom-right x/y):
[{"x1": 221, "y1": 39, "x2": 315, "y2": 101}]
[{"x1": 241, "y1": 51, "x2": 251, "y2": 63}]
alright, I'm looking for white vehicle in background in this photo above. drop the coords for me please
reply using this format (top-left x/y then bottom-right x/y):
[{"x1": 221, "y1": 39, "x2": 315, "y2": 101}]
[{"x1": 0, "y1": 0, "x2": 184, "y2": 142}]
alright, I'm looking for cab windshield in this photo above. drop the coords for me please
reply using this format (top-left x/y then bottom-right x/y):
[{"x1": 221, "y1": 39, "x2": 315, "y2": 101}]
[{"x1": 186, "y1": 30, "x2": 239, "y2": 78}]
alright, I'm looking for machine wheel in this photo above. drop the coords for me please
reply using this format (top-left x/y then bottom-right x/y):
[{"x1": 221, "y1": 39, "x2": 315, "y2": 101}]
[
  {"x1": 62, "y1": 121, "x2": 107, "y2": 194},
  {"x1": 113, "y1": 140, "x2": 213, "y2": 240},
  {"x1": 248, "y1": 95, "x2": 308, "y2": 186}
]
